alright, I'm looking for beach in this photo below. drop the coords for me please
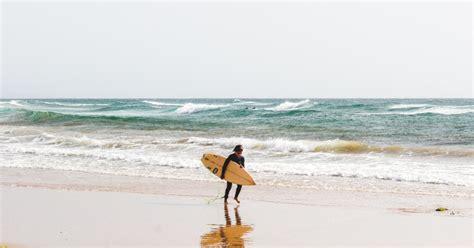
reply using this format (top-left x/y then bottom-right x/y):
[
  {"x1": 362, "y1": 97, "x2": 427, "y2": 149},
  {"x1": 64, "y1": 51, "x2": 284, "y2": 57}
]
[{"x1": 1, "y1": 167, "x2": 473, "y2": 247}]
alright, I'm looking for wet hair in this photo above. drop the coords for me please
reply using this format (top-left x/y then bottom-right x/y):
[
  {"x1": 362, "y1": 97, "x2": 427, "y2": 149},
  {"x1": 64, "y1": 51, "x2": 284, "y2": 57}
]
[{"x1": 233, "y1": 145, "x2": 243, "y2": 152}]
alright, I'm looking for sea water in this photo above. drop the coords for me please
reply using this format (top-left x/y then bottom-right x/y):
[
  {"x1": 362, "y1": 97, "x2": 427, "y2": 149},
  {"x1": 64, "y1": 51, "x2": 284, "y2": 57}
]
[{"x1": 0, "y1": 99, "x2": 472, "y2": 193}]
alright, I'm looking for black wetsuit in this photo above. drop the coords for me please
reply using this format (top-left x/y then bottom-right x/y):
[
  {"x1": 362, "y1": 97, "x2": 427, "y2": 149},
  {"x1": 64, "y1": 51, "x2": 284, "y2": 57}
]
[{"x1": 221, "y1": 153, "x2": 245, "y2": 200}]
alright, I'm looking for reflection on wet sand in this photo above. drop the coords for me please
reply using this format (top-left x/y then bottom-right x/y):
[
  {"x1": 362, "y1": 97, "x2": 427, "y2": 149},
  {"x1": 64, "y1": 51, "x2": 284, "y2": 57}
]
[{"x1": 201, "y1": 205, "x2": 253, "y2": 247}]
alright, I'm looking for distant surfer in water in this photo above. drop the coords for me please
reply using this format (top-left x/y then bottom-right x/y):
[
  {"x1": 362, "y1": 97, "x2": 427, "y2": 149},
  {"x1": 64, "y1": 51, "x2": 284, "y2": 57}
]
[{"x1": 221, "y1": 145, "x2": 245, "y2": 204}]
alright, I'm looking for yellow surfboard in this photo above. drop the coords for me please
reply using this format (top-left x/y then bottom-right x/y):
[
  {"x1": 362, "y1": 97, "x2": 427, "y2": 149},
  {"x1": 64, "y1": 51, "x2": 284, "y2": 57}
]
[{"x1": 201, "y1": 153, "x2": 256, "y2": 185}]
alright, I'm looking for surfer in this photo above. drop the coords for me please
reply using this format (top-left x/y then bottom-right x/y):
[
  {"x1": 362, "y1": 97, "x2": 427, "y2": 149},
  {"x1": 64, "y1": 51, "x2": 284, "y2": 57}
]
[{"x1": 221, "y1": 145, "x2": 245, "y2": 204}]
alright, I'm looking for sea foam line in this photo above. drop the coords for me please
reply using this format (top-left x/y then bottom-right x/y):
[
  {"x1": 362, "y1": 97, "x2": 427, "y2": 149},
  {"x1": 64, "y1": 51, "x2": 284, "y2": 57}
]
[
  {"x1": 2, "y1": 145, "x2": 471, "y2": 187},
  {"x1": 41, "y1": 101, "x2": 109, "y2": 107},
  {"x1": 185, "y1": 136, "x2": 474, "y2": 156},
  {"x1": 143, "y1": 100, "x2": 182, "y2": 107},
  {"x1": 388, "y1": 104, "x2": 431, "y2": 109},
  {"x1": 374, "y1": 105, "x2": 474, "y2": 115}
]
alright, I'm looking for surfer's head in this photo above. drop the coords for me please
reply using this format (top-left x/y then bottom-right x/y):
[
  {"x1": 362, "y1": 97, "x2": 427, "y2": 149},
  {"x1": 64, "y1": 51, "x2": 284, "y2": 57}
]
[{"x1": 233, "y1": 145, "x2": 243, "y2": 155}]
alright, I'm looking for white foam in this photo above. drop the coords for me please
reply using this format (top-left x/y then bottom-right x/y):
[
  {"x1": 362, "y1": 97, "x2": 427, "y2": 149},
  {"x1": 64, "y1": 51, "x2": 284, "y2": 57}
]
[
  {"x1": 389, "y1": 104, "x2": 430, "y2": 109},
  {"x1": 3, "y1": 145, "x2": 197, "y2": 167},
  {"x1": 186, "y1": 136, "x2": 358, "y2": 153},
  {"x1": 2, "y1": 142, "x2": 472, "y2": 187},
  {"x1": 0, "y1": 100, "x2": 26, "y2": 108},
  {"x1": 143, "y1": 100, "x2": 182, "y2": 107},
  {"x1": 1, "y1": 127, "x2": 472, "y2": 188},
  {"x1": 184, "y1": 136, "x2": 474, "y2": 157},
  {"x1": 408, "y1": 106, "x2": 474, "y2": 115},
  {"x1": 370, "y1": 105, "x2": 474, "y2": 116},
  {"x1": 176, "y1": 103, "x2": 228, "y2": 114},
  {"x1": 265, "y1": 99, "x2": 312, "y2": 111},
  {"x1": 42, "y1": 101, "x2": 109, "y2": 107}
]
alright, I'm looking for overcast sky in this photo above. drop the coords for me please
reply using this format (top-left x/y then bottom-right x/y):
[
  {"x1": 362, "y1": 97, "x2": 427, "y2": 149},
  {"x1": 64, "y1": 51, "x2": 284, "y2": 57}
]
[{"x1": 1, "y1": 1, "x2": 472, "y2": 98}]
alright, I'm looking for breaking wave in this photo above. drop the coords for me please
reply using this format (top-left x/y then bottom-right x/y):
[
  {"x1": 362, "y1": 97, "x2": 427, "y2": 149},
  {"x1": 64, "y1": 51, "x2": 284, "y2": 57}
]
[
  {"x1": 185, "y1": 136, "x2": 474, "y2": 157},
  {"x1": 265, "y1": 99, "x2": 312, "y2": 111},
  {"x1": 142, "y1": 100, "x2": 182, "y2": 107},
  {"x1": 42, "y1": 101, "x2": 109, "y2": 107},
  {"x1": 3, "y1": 139, "x2": 472, "y2": 187},
  {"x1": 407, "y1": 106, "x2": 474, "y2": 115},
  {"x1": 388, "y1": 104, "x2": 431, "y2": 109},
  {"x1": 371, "y1": 105, "x2": 474, "y2": 115},
  {"x1": 176, "y1": 103, "x2": 229, "y2": 114},
  {"x1": 0, "y1": 100, "x2": 26, "y2": 108}
]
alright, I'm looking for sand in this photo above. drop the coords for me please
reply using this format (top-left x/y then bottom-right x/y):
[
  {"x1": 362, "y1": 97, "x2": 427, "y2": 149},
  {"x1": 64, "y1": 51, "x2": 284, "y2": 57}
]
[{"x1": 0, "y1": 167, "x2": 473, "y2": 247}]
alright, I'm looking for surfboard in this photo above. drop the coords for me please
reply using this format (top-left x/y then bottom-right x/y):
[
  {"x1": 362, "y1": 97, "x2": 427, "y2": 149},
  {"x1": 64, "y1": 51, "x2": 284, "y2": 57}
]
[{"x1": 201, "y1": 153, "x2": 256, "y2": 185}]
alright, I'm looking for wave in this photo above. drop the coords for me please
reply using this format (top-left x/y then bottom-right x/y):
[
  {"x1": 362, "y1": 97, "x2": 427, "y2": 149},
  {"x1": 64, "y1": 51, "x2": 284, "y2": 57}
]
[
  {"x1": 187, "y1": 136, "x2": 316, "y2": 152},
  {"x1": 3, "y1": 146, "x2": 200, "y2": 171},
  {"x1": 29, "y1": 132, "x2": 138, "y2": 149},
  {"x1": 2, "y1": 109, "x2": 208, "y2": 130},
  {"x1": 4, "y1": 142, "x2": 471, "y2": 187},
  {"x1": 265, "y1": 99, "x2": 312, "y2": 111},
  {"x1": 1, "y1": 100, "x2": 109, "y2": 110},
  {"x1": 142, "y1": 100, "x2": 182, "y2": 107},
  {"x1": 42, "y1": 101, "x2": 109, "y2": 107},
  {"x1": 14, "y1": 131, "x2": 473, "y2": 158},
  {"x1": 10, "y1": 100, "x2": 25, "y2": 107},
  {"x1": 5, "y1": 109, "x2": 136, "y2": 123},
  {"x1": 370, "y1": 105, "x2": 474, "y2": 116},
  {"x1": 185, "y1": 136, "x2": 474, "y2": 157},
  {"x1": 176, "y1": 103, "x2": 228, "y2": 114},
  {"x1": 0, "y1": 100, "x2": 26, "y2": 108},
  {"x1": 408, "y1": 106, "x2": 474, "y2": 115},
  {"x1": 388, "y1": 104, "x2": 431, "y2": 110}
]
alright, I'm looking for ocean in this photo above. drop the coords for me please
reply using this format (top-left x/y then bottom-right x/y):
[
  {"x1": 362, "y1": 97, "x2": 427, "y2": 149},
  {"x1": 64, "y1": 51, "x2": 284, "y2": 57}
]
[{"x1": 0, "y1": 98, "x2": 473, "y2": 193}]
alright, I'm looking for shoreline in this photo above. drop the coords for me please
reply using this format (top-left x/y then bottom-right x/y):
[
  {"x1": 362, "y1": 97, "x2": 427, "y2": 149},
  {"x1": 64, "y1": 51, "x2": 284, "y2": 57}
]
[{"x1": 1, "y1": 167, "x2": 472, "y2": 215}]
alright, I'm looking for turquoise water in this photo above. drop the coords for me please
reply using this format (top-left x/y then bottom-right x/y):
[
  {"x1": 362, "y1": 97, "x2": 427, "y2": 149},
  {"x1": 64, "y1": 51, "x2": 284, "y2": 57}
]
[
  {"x1": 1, "y1": 98, "x2": 473, "y2": 145},
  {"x1": 0, "y1": 99, "x2": 473, "y2": 188}
]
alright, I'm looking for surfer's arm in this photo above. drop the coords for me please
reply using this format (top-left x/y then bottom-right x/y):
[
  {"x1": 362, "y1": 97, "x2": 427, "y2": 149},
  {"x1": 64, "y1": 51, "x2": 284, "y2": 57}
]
[{"x1": 221, "y1": 156, "x2": 232, "y2": 179}]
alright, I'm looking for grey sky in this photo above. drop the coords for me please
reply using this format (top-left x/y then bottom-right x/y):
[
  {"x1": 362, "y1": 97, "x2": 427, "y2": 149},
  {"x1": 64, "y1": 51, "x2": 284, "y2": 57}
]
[{"x1": 1, "y1": 1, "x2": 472, "y2": 98}]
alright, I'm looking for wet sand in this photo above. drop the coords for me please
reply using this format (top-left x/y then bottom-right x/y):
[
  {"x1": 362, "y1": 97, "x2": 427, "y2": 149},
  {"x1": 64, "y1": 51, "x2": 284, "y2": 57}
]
[{"x1": 1, "y1": 167, "x2": 473, "y2": 247}]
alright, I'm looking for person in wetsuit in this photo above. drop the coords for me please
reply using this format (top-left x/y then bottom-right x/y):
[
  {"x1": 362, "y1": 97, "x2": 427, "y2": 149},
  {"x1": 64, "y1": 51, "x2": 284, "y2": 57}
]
[{"x1": 221, "y1": 145, "x2": 245, "y2": 203}]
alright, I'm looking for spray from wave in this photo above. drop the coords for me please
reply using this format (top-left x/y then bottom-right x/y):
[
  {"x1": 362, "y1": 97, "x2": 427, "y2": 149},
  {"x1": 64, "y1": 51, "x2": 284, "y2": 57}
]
[
  {"x1": 265, "y1": 99, "x2": 312, "y2": 111},
  {"x1": 0, "y1": 100, "x2": 26, "y2": 108},
  {"x1": 176, "y1": 103, "x2": 229, "y2": 114}
]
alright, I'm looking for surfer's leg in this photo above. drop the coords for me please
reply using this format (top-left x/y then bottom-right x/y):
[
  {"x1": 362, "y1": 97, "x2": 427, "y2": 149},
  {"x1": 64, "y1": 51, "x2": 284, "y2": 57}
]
[
  {"x1": 224, "y1": 182, "x2": 232, "y2": 201},
  {"x1": 234, "y1": 185, "x2": 242, "y2": 203}
]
